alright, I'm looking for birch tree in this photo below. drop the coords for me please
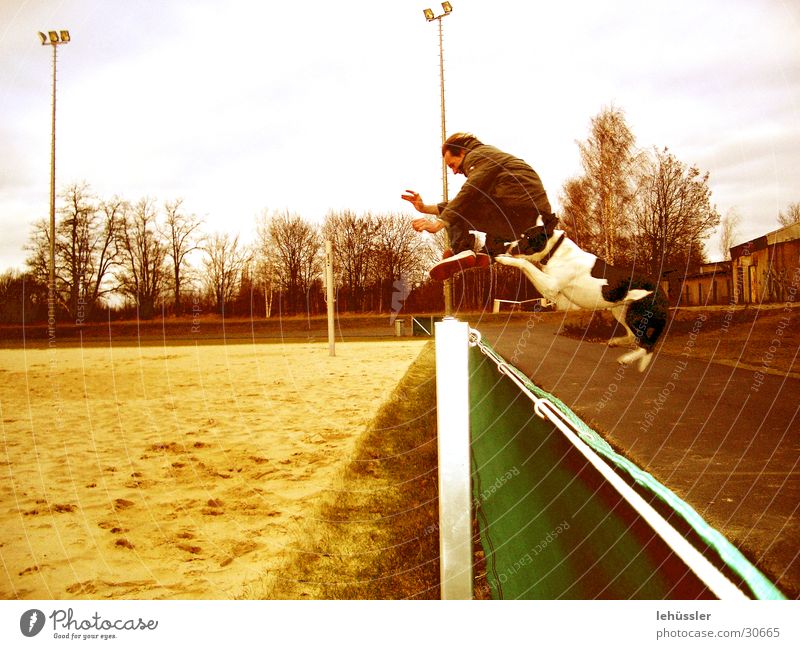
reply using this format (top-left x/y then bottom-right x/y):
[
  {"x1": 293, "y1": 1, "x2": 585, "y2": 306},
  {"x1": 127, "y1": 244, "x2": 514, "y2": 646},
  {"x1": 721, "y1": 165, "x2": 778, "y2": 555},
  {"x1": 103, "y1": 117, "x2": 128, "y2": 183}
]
[{"x1": 569, "y1": 105, "x2": 639, "y2": 264}]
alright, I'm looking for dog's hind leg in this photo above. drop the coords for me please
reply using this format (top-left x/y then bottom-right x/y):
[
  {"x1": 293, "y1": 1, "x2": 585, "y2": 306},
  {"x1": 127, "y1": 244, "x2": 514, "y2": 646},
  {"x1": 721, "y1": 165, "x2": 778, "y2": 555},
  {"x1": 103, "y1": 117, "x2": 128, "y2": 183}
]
[
  {"x1": 631, "y1": 309, "x2": 667, "y2": 372},
  {"x1": 608, "y1": 304, "x2": 636, "y2": 347},
  {"x1": 617, "y1": 294, "x2": 667, "y2": 371},
  {"x1": 616, "y1": 347, "x2": 653, "y2": 371},
  {"x1": 612, "y1": 302, "x2": 655, "y2": 370}
]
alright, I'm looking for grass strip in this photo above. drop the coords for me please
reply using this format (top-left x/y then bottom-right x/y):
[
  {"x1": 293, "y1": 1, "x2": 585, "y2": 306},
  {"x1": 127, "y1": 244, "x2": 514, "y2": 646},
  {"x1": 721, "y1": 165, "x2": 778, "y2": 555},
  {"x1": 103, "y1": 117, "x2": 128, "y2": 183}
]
[{"x1": 247, "y1": 342, "x2": 444, "y2": 599}]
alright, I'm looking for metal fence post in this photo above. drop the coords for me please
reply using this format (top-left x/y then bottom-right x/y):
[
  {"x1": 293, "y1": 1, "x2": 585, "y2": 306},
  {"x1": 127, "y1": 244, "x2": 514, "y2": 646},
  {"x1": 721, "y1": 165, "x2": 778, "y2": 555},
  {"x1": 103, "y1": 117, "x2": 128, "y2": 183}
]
[{"x1": 434, "y1": 317, "x2": 473, "y2": 599}]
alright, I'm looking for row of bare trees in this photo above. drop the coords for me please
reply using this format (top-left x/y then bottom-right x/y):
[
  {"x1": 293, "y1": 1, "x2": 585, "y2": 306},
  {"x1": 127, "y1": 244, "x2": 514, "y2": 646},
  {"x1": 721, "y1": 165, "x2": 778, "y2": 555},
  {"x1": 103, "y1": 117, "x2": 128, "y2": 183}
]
[
  {"x1": 255, "y1": 210, "x2": 436, "y2": 317},
  {"x1": 23, "y1": 185, "x2": 206, "y2": 320},
  {"x1": 9, "y1": 185, "x2": 440, "y2": 323}
]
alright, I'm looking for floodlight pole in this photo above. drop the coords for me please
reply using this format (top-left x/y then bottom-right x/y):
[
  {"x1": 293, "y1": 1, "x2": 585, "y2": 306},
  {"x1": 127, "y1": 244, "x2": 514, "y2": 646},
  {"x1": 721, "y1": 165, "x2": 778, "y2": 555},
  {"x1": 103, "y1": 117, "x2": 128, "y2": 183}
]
[
  {"x1": 424, "y1": 3, "x2": 454, "y2": 315},
  {"x1": 437, "y1": 18, "x2": 448, "y2": 205},
  {"x1": 39, "y1": 30, "x2": 70, "y2": 343}
]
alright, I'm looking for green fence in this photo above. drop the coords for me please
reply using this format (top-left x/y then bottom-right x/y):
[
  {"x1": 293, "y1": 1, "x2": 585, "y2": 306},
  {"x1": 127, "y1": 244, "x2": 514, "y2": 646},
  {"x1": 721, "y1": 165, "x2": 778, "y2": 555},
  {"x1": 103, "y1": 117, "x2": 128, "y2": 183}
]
[{"x1": 468, "y1": 337, "x2": 785, "y2": 600}]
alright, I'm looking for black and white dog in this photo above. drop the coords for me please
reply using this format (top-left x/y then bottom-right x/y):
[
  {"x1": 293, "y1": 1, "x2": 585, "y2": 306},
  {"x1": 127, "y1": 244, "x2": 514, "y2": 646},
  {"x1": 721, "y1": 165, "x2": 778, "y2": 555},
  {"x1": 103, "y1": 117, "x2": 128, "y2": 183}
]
[{"x1": 495, "y1": 213, "x2": 668, "y2": 371}]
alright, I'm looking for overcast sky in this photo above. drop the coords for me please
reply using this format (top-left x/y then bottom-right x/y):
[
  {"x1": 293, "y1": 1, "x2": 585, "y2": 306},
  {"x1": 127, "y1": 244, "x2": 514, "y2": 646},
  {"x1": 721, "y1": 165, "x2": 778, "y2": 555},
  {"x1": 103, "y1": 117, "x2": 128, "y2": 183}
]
[{"x1": 0, "y1": 0, "x2": 798, "y2": 271}]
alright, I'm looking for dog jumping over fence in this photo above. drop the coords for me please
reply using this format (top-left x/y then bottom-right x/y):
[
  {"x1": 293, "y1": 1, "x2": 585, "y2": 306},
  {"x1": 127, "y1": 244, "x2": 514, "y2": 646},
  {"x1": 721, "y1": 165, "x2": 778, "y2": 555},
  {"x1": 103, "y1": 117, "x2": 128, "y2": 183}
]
[{"x1": 495, "y1": 213, "x2": 668, "y2": 371}]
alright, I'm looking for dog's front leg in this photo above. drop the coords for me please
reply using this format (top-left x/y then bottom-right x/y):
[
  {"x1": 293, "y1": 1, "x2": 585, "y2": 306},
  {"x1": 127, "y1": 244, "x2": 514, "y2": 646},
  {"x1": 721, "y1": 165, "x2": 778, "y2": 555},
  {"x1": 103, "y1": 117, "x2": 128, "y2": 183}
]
[{"x1": 495, "y1": 255, "x2": 561, "y2": 302}]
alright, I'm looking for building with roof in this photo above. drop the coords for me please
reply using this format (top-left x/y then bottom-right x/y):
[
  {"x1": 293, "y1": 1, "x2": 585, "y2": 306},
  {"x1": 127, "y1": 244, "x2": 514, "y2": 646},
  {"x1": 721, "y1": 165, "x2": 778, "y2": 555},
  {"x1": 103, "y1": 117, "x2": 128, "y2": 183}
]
[
  {"x1": 659, "y1": 222, "x2": 800, "y2": 307},
  {"x1": 660, "y1": 261, "x2": 731, "y2": 307},
  {"x1": 730, "y1": 223, "x2": 800, "y2": 304}
]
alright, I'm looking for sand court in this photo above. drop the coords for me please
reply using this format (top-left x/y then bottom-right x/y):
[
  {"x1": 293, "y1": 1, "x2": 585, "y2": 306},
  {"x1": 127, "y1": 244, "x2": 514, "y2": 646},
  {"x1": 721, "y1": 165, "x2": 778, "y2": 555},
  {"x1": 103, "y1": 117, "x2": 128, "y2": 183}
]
[{"x1": 0, "y1": 339, "x2": 426, "y2": 599}]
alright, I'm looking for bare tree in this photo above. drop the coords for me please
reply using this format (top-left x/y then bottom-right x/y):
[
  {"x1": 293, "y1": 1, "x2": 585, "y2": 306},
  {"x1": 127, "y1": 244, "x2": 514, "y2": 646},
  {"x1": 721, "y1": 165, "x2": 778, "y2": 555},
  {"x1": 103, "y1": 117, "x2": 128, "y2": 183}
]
[
  {"x1": 634, "y1": 147, "x2": 721, "y2": 275},
  {"x1": 24, "y1": 219, "x2": 50, "y2": 290},
  {"x1": 777, "y1": 201, "x2": 800, "y2": 228},
  {"x1": 718, "y1": 208, "x2": 741, "y2": 261},
  {"x1": 84, "y1": 196, "x2": 126, "y2": 318},
  {"x1": 371, "y1": 212, "x2": 430, "y2": 314},
  {"x1": 559, "y1": 176, "x2": 594, "y2": 251},
  {"x1": 298, "y1": 224, "x2": 322, "y2": 315},
  {"x1": 0, "y1": 270, "x2": 47, "y2": 323},
  {"x1": 161, "y1": 199, "x2": 204, "y2": 316},
  {"x1": 254, "y1": 210, "x2": 279, "y2": 318},
  {"x1": 57, "y1": 183, "x2": 96, "y2": 318},
  {"x1": 117, "y1": 197, "x2": 167, "y2": 319},
  {"x1": 268, "y1": 210, "x2": 321, "y2": 315},
  {"x1": 565, "y1": 105, "x2": 639, "y2": 264},
  {"x1": 255, "y1": 256, "x2": 277, "y2": 318},
  {"x1": 25, "y1": 183, "x2": 120, "y2": 321},
  {"x1": 322, "y1": 210, "x2": 377, "y2": 311},
  {"x1": 203, "y1": 232, "x2": 251, "y2": 314}
]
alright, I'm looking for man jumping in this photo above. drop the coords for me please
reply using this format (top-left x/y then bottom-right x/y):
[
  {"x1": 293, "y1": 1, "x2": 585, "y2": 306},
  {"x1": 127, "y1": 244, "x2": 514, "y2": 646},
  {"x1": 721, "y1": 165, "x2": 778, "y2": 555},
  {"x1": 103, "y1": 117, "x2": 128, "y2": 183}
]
[{"x1": 403, "y1": 132, "x2": 554, "y2": 281}]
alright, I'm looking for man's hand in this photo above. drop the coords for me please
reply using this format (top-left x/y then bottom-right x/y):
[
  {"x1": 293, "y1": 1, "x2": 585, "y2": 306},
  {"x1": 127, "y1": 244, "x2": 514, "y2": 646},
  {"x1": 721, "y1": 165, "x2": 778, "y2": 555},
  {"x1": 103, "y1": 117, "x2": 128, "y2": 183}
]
[
  {"x1": 401, "y1": 190, "x2": 426, "y2": 213},
  {"x1": 411, "y1": 217, "x2": 445, "y2": 234}
]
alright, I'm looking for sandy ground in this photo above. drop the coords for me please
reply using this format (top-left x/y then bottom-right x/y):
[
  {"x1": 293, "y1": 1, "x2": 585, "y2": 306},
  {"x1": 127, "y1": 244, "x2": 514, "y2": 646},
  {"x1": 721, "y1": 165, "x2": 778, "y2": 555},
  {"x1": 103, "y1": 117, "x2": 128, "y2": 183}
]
[{"x1": 0, "y1": 339, "x2": 426, "y2": 599}]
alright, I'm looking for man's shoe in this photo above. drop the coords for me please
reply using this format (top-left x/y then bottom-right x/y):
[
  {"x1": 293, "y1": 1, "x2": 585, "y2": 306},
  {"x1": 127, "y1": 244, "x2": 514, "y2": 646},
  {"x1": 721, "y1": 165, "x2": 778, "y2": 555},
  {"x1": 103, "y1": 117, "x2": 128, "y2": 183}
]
[{"x1": 429, "y1": 250, "x2": 477, "y2": 281}]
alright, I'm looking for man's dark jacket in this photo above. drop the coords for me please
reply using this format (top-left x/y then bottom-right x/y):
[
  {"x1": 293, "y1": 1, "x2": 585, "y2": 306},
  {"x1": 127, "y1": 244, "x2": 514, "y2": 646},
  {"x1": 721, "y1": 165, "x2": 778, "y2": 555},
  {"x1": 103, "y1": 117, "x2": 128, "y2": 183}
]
[{"x1": 436, "y1": 142, "x2": 552, "y2": 228}]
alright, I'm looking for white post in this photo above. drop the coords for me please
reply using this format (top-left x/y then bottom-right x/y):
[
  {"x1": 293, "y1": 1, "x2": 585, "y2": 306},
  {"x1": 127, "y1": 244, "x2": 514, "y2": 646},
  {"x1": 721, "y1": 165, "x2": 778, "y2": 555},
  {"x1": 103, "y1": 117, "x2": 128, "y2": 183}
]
[
  {"x1": 325, "y1": 240, "x2": 335, "y2": 357},
  {"x1": 434, "y1": 317, "x2": 473, "y2": 599}
]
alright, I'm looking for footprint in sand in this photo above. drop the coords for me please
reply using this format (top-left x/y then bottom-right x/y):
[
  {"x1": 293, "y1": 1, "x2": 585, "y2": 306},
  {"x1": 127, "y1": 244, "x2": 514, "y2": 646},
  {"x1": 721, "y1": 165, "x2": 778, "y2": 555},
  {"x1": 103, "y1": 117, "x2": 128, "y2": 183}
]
[
  {"x1": 177, "y1": 543, "x2": 202, "y2": 555},
  {"x1": 202, "y1": 498, "x2": 224, "y2": 516},
  {"x1": 218, "y1": 540, "x2": 260, "y2": 567},
  {"x1": 148, "y1": 442, "x2": 183, "y2": 453},
  {"x1": 18, "y1": 565, "x2": 41, "y2": 576},
  {"x1": 97, "y1": 521, "x2": 129, "y2": 534},
  {"x1": 124, "y1": 472, "x2": 155, "y2": 488},
  {"x1": 66, "y1": 579, "x2": 156, "y2": 596}
]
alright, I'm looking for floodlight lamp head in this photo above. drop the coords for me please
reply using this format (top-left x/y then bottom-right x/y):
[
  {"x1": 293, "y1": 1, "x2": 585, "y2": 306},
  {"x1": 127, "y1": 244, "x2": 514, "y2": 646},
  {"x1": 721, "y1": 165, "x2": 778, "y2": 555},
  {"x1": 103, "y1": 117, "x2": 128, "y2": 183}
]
[
  {"x1": 423, "y1": 8, "x2": 435, "y2": 21},
  {"x1": 60, "y1": 30, "x2": 70, "y2": 43},
  {"x1": 441, "y1": 2, "x2": 453, "y2": 14},
  {"x1": 48, "y1": 31, "x2": 59, "y2": 43},
  {"x1": 38, "y1": 31, "x2": 47, "y2": 45}
]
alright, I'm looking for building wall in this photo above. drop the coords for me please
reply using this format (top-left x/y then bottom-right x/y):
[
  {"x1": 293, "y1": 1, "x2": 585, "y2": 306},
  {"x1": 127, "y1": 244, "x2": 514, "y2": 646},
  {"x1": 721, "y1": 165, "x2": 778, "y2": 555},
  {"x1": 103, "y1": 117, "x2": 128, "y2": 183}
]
[
  {"x1": 660, "y1": 224, "x2": 800, "y2": 307},
  {"x1": 681, "y1": 274, "x2": 731, "y2": 306},
  {"x1": 731, "y1": 238, "x2": 800, "y2": 304}
]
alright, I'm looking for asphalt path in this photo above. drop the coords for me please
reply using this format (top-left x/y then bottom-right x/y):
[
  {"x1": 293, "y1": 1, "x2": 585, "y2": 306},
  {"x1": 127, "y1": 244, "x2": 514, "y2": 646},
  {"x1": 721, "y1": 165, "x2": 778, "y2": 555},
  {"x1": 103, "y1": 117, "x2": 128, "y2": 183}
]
[{"x1": 471, "y1": 315, "x2": 799, "y2": 598}]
